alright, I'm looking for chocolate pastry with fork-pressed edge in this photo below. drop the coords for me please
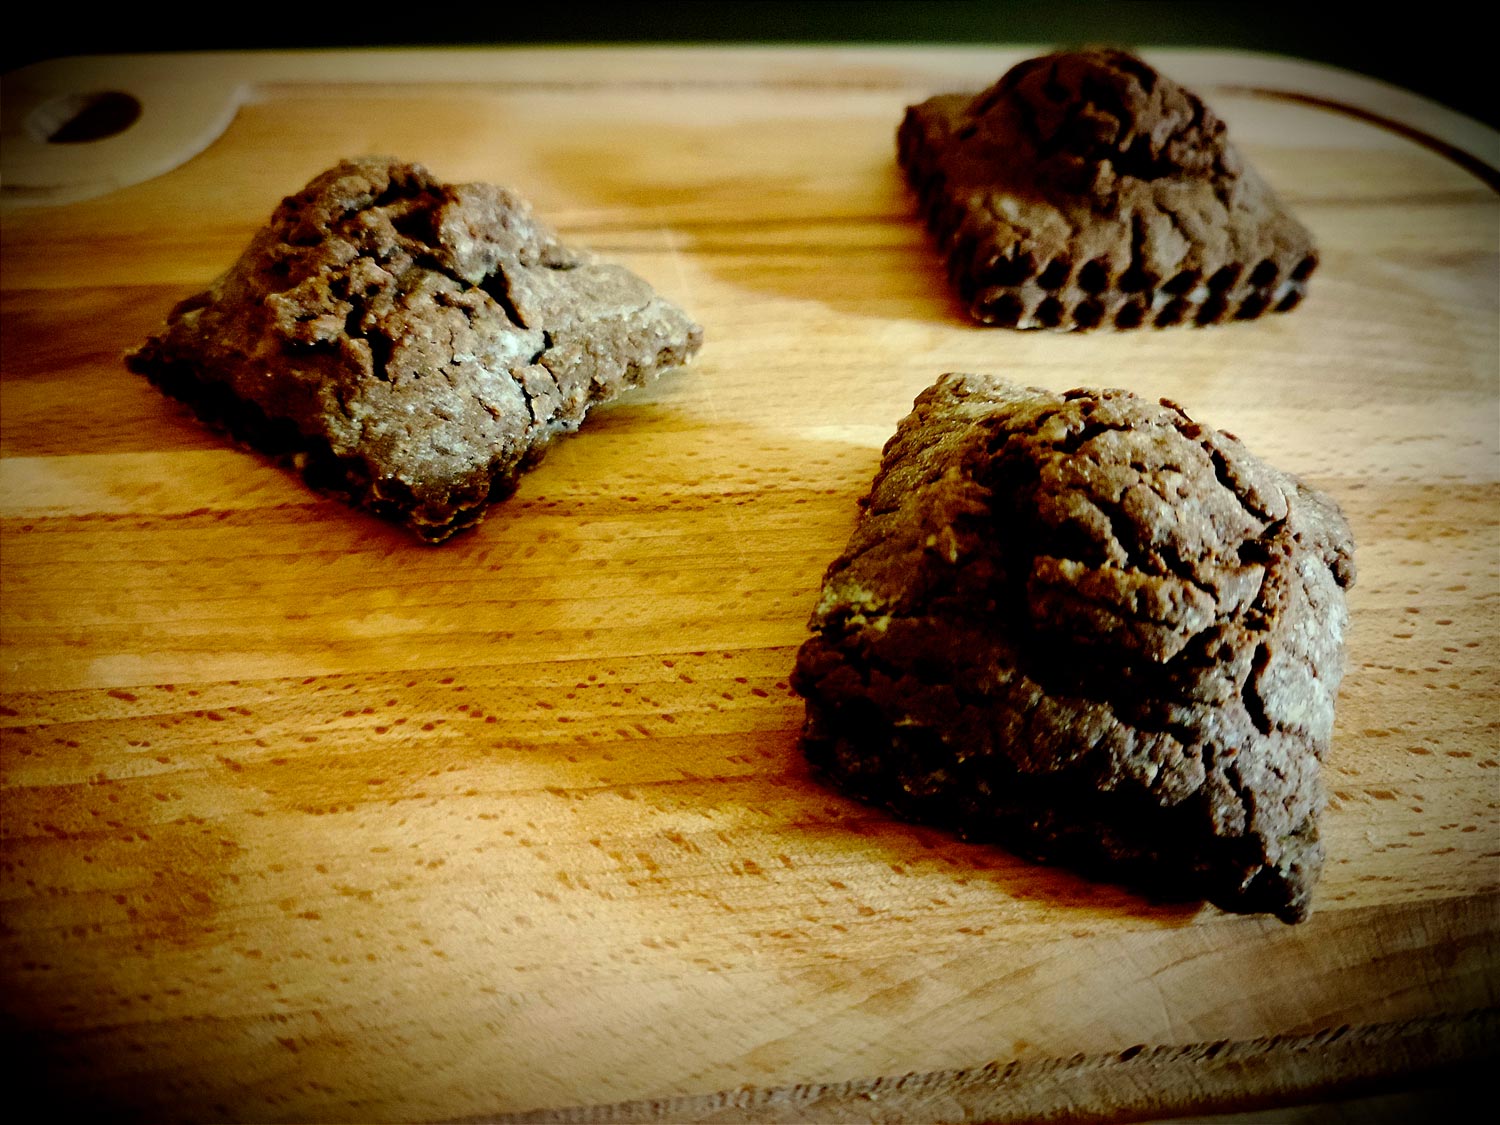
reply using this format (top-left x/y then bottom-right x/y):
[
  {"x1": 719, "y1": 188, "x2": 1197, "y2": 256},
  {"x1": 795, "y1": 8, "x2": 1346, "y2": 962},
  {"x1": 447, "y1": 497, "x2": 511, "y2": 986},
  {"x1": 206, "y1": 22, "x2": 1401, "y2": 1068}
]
[{"x1": 897, "y1": 49, "x2": 1318, "y2": 330}]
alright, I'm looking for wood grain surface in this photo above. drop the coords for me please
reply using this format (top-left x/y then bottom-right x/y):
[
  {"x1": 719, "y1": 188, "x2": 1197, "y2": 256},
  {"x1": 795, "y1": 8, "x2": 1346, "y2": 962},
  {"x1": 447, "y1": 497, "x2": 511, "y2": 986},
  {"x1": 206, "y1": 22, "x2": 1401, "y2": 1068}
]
[{"x1": 2, "y1": 47, "x2": 1497, "y2": 1123}]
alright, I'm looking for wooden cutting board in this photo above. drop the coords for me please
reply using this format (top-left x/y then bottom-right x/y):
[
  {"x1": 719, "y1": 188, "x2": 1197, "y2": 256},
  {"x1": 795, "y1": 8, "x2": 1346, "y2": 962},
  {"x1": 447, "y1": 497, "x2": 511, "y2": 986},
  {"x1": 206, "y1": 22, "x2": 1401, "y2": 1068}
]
[{"x1": 2, "y1": 47, "x2": 1496, "y2": 1122}]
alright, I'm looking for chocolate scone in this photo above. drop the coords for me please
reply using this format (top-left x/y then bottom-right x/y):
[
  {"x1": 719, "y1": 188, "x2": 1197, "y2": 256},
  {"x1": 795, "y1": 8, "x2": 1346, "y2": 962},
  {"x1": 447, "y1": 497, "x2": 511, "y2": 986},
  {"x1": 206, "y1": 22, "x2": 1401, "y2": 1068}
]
[
  {"x1": 128, "y1": 157, "x2": 703, "y2": 541},
  {"x1": 791, "y1": 374, "x2": 1355, "y2": 922},
  {"x1": 897, "y1": 49, "x2": 1317, "y2": 330}
]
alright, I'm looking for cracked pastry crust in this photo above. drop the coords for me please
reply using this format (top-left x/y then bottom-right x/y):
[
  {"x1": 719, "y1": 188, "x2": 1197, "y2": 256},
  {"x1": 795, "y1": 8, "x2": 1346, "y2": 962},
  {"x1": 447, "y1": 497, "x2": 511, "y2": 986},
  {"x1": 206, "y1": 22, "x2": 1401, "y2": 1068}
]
[
  {"x1": 791, "y1": 373, "x2": 1355, "y2": 922},
  {"x1": 897, "y1": 48, "x2": 1318, "y2": 330},
  {"x1": 128, "y1": 157, "x2": 703, "y2": 541}
]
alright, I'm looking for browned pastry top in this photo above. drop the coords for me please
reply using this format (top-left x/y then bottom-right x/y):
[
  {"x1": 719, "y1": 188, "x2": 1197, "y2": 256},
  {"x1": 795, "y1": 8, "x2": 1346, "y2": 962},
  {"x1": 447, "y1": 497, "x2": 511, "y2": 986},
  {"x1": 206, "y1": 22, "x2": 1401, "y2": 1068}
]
[{"x1": 967, "y1": 47, "x2": 1233, "y2": 191}]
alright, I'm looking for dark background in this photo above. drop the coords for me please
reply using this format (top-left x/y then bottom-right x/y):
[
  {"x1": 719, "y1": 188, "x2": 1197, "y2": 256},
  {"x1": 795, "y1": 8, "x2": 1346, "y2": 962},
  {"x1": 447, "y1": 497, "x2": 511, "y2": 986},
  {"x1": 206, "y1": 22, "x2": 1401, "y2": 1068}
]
[{"x1": 4, "y1": 1, "x2": 1492, "y2": 128}]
